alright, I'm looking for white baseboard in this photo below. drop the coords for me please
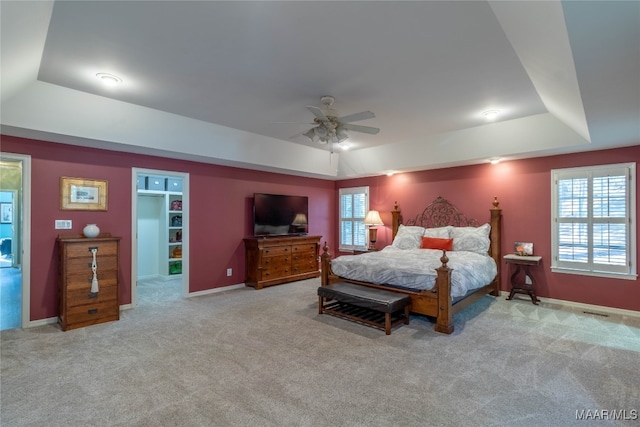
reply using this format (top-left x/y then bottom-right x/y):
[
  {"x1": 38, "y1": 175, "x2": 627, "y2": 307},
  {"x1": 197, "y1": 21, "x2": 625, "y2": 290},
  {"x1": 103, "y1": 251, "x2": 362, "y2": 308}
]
[
  {"x1": 499, "y1": 291, "x2": 640, "y2": 319},
  {"x1": 26, "y1": 316, "x2": 58, "y2": 328},
  {"x1": 187, "y1": 283, "x2": 246, "y2": 298},
  {"x1": 22, "y1": 285, "x2": 245, "y2": 329},
  {"x1": 138, "y1": 274, "x2": 180, "y2": 282}
]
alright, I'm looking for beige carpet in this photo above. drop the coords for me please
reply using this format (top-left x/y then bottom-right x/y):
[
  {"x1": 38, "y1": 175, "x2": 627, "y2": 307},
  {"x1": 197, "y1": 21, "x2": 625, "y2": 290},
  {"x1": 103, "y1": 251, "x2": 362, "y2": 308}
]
[{"x1": 1, "y1": 278, "x2": 639, "y2": 426}]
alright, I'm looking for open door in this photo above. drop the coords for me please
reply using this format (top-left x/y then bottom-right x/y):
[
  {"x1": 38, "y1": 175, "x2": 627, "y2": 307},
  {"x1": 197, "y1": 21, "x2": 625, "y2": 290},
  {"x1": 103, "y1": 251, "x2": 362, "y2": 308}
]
[
  {"x1": 0, "y1": 153, "x2": 31, "y2": 330},
  {"x1": 131, "y1": 168, "x2": 189, "y2": 307}
]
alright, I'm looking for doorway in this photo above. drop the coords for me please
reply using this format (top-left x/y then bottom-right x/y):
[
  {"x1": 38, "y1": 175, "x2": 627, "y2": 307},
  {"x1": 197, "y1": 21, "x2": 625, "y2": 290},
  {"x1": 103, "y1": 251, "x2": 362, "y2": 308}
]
[
  {"x1": 131, "y1": 168, "x2": 189, "y2": 307},
  {"x1": 0, "y1": 153, "x2": 31, "y2": 330}
]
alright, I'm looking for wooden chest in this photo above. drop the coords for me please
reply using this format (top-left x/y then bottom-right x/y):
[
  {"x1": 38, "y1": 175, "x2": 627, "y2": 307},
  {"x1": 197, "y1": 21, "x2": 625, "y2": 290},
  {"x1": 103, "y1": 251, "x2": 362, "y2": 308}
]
[
  {"x1": 57, "y1": 234, "x2": 121, "y2": 331},
  {"x1": 244, "y1": 235, "x2": 321, "y2": 289}
]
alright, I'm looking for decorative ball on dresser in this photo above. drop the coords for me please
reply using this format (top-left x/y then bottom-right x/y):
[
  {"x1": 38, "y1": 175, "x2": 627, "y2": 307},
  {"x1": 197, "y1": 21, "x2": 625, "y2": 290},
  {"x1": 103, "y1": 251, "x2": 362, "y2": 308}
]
[{"x1": 83, "y1": 224, "x2": 100, "y2": 238}]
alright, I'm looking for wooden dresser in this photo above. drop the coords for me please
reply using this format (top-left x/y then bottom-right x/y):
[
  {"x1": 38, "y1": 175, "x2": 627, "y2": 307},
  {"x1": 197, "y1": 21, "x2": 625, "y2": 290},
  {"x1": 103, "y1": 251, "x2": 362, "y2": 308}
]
[
  {"x1": 57, "y1": 234, "x2": 121, "y2": 331},
  {"x1": 244, "y1": 235, "x2": 321, "y2": 289}
]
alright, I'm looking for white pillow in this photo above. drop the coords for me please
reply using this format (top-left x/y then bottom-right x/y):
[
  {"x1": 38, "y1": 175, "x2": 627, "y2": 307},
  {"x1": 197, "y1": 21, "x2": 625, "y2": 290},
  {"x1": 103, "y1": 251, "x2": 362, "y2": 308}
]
[
  {"x1": 392, "y1": 225, "x2": 425, "y2": 249},
  {"x1": 451, "y1": 223, "x2": 491, "y2": 254},
  {"x1": 423, "y1": 226, "x2": 451, "y2": 239}
]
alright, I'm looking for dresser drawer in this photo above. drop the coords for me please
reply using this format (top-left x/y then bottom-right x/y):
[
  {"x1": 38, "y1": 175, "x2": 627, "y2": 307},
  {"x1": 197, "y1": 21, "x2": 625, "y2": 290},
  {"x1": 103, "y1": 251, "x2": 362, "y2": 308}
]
[
  {"x1": 63, "y1": 274, "x2": 117, "y2": 291},
  {"x1": 261, "y1": 246, "x2": 291, "y2": 257},
  {"x1": 64, "y1": 301, "x2": 119, "y2": 326},
  {"x1": 64, "y1": 256, "x2": 118, "y2": 275},
  {"x1": 64, "y1": 283, "x2": 118, "y2": 307},
  {"x1": 292, "y1": 250, "x2": 316, "y2": 262},
  {"x1": 260, "y1": 264, "x2": 291, "y2": 280},
  {"x1": 64, "y1": 241, "x2": 118, "y2": 259},
  {"x1": 260, "y1": 254, "x2": 289, "y2": 268},
  {"x1": 292, "y1": 243, "x2": 316, "y2": 254},
  {"x1": 292, "y1": 259, "x2": 317, "y2": 274}
]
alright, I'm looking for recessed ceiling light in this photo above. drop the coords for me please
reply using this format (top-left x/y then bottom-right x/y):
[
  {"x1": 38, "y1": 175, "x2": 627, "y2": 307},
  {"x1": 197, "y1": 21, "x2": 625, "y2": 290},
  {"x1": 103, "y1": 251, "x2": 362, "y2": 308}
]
[
  {"x1": 482, "y1": 110, "x2": 500, "y2": 120},
  {"x1": 96, "y1": 73, "x2": 122, "y2": 87}
]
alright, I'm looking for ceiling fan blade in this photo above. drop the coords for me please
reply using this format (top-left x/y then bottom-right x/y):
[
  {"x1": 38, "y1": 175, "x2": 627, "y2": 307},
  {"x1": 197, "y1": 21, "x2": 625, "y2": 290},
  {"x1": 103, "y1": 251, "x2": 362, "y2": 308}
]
[
  {"x1": 288, "y1": 129, "x2": 313, "y2": 139},
  {"x1": 337, "y1": 111, "x2": 375, "y2": 123},
  {"x1": 342, "y1": 123, "x2": 380, "y2": 135},
  {"x1": 306, "y1": 106, "x2": 328, "y2": 121},
  {"x1": 272, "y1": 121, "x2": 315, "y2": 125}
]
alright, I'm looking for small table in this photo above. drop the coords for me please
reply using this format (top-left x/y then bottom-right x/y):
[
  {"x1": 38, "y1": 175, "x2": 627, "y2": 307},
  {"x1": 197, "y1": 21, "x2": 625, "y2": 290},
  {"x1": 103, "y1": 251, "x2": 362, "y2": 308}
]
[{"x1": 504, "y1": 254, "x2": 542, "y2": 305}]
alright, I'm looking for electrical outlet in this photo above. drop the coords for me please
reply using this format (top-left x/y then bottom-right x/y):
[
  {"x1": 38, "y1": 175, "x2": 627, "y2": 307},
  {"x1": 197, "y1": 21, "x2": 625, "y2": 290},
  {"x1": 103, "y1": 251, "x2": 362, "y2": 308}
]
[
  {"x1": 55, "y1": 220, "x2": 72, "y2": 229},
  {"x1": 226, "y1": 268, "x2": 232, "y2": 277},
  {"x1": 525, "y1": 276, "x2": 532, "y2": 285}
]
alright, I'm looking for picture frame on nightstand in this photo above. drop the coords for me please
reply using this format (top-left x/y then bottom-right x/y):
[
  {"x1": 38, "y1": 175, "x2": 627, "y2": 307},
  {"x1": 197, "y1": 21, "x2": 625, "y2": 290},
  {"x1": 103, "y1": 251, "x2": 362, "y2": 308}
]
[{"x1": 514, "y1": 242, "x2": 533, "y2": 256}]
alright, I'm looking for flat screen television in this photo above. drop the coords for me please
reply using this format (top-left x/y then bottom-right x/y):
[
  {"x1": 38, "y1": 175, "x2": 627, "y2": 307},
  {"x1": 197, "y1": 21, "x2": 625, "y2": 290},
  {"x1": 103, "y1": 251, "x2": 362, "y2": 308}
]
[{"x1": 253, "y1": 193, "x2": 308, "y2": 236}]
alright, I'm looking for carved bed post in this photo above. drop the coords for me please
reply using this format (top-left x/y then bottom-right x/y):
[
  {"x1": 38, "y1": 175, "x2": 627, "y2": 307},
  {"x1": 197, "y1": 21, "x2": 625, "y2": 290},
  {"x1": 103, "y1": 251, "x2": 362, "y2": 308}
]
[
  {"x1": 391, "y1": 201, "x2": 401, "y2": 241},
  {"x1": 489, "y1": 197, "x2": 502, "y2": 296},
  {"x1": 434, "y1": 251, "x2": 454, "y2": 334},
  {"x1": 320, "y1": 242, "x2": 331, "y2": 286}
]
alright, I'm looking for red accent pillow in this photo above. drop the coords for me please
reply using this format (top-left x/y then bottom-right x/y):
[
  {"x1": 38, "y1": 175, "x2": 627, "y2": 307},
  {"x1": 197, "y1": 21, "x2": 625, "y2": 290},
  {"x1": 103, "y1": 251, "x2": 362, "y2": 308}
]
[{"x1": 420, "y1": 237, "x2": 453, "y2": 251}]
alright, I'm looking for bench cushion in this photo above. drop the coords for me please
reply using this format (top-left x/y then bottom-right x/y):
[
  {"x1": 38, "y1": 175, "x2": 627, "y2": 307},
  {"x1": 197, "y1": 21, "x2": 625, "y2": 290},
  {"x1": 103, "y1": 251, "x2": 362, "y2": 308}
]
[{"x1": 318, "y1": 282, "x2": 411, "y2": 313}]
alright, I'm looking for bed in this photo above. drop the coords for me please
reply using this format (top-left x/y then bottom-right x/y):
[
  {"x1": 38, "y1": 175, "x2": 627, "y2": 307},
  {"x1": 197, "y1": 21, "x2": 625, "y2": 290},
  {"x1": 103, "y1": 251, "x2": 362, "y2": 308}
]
[{"x1": 320, "y1": 196, "x2": 502, "y2": 334}]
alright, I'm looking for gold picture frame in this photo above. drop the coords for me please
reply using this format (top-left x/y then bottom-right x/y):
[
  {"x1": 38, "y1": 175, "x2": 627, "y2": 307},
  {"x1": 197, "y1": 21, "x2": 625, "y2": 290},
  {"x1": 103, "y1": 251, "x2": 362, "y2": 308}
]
[{"x1": 60, "y1": 177, "x2": 108, "y2": 211}]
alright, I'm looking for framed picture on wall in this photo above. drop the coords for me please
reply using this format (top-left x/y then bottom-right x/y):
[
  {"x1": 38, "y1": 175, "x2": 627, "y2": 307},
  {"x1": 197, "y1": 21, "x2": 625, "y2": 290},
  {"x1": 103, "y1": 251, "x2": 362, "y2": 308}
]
[
  {"x1": 60, "y1": 177, "x2": 108, "y2": 211},
  {"x1": 0, "y1": 203, "x2": 12, "y2": 223}
]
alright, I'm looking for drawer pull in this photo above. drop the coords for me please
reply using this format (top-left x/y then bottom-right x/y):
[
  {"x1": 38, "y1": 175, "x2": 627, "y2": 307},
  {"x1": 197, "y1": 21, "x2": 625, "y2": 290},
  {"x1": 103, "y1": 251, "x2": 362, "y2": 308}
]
[
  {"x1": 88, "y1": 308, "x2": 98, "y2": 315},
  {"x1": 88, "y1": 246, "x2": 98, "y2": 253},
  {"x1": 88, "y1": 292, "x2": 98, "y2": 299}
]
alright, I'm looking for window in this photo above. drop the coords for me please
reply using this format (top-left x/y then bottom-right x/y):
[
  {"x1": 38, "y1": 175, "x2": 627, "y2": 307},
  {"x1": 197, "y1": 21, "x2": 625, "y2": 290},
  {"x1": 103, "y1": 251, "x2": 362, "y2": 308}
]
[
  {"x1": 551, "y1": 163, "x2": 636, "y2": 279},
  {"x1": 339, "y1": 186, "x2": 369, "y2": 251}
]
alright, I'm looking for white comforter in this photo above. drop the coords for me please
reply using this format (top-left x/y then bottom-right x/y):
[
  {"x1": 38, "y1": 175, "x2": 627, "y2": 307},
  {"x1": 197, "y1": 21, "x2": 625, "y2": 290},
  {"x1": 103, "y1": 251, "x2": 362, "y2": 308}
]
[{"x1": 330, "y1": 247, "x2": 497, "y2": 298}]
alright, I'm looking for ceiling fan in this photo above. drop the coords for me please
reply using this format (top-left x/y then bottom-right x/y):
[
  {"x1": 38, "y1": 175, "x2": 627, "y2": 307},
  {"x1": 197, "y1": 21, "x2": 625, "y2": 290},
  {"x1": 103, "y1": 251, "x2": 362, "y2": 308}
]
[{"x1": 299, "y1": 96, "x2": 380, "y2": 145}]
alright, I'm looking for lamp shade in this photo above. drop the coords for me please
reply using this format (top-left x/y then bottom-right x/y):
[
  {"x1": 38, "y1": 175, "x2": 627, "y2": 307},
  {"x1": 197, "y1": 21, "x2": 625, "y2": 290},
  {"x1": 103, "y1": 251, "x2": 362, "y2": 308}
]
[
  {"x1": 363, "y1": 210, "x2": 384, "y2": 226},
  {"x1": 291, "y1": 213, "x2": 308, "y2": 225}
]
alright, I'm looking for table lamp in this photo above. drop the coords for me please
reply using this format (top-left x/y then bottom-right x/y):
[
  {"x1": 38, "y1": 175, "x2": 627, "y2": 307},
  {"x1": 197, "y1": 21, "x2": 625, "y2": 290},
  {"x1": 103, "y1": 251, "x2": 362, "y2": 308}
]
[{"x1": 363, "y1": 210, "x2": 384, "y2": 249}]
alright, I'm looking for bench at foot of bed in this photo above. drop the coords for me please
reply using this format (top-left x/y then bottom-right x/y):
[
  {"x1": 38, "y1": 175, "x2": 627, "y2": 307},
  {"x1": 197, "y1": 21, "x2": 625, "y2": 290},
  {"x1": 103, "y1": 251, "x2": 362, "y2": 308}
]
[{"x1": 317, "y1": 282, "x2": 411, "y2": 335}]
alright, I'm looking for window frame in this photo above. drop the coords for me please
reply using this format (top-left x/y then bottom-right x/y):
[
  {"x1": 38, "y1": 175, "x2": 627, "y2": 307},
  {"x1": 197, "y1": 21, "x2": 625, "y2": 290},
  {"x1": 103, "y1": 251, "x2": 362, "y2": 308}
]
[
  {"x1": 338, "y1": 186, "x2": 369, "y2": 252},
  {"x1": 551, "y1": 162, "x2": 636, "y2": 280}
]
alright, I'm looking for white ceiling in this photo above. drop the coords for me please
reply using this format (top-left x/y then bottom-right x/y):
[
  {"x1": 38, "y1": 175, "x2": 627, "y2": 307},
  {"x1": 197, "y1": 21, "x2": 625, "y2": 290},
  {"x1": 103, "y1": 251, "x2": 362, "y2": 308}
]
[{"x1": 1, "y1": 1, "x2": 639, "y2": 179}]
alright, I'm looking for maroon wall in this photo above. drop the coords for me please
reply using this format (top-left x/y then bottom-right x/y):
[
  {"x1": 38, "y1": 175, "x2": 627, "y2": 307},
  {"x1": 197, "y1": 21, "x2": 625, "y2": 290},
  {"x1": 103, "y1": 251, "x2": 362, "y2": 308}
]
[
  {"x1": 2, "y1": 135, "x2": 335, "y2": 321},
  {"x1": 335, "y1": 145, "x2": 639, "y2": 312},
  {"x1": 3, "y1": 134, "x2": 638, "y2": 320}
]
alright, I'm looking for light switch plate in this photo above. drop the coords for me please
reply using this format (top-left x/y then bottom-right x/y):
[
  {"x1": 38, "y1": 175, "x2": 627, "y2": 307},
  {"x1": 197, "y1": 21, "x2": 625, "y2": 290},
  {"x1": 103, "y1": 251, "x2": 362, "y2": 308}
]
[{"x1": 55, "y1": 220, "x2": 72, "y2": 229}]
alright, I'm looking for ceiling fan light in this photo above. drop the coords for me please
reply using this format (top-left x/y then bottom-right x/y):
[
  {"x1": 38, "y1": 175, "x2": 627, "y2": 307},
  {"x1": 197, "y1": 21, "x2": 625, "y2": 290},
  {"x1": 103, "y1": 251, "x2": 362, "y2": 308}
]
[
  {"x1": 336, "y1": 127, "x2": 349, "y2": 142},
  {"x1": 314, "y1": 125, "x2": 328, "y2": 138},
  {"x1": 303, "y1": 129, "x2": 316, "y2": 142}
]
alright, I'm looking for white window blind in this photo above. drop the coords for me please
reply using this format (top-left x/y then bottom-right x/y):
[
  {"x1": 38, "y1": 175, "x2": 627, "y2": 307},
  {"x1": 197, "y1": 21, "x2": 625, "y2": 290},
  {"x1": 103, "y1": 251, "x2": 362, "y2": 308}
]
[
  {"x1": 551, "y1": 163, "x2": 636, "y2": 279},
  {"x1": 339, "y1": 186, "x2": 369, "y2": 251}
]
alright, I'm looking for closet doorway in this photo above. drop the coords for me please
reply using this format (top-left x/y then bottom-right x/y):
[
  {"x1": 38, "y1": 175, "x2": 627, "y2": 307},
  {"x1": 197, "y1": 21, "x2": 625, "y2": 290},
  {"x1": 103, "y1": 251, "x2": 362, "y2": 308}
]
[
  {"x1": 131, "y1": 168, "x2": 189, "y2": 307},
  {"x1": 0, "y1": 153, "x2": 31, "y2": 330}
]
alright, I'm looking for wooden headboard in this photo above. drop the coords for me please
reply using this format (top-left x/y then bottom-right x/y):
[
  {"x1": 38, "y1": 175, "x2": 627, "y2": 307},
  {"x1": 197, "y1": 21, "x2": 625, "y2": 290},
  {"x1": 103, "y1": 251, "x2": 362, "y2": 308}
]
[
  {"x1": 391, "y1": 196, "x2": 498, "y2": 239},
  {"x1": 390, "y1": 196, "x2": 502, "y2": 284}
]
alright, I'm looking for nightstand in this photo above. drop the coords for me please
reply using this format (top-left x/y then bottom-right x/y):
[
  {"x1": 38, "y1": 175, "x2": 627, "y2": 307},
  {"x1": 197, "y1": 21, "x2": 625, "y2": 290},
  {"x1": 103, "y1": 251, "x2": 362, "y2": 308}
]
[{"x1": 504, "y1": 254, "x2": 542, "y2": 305}]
